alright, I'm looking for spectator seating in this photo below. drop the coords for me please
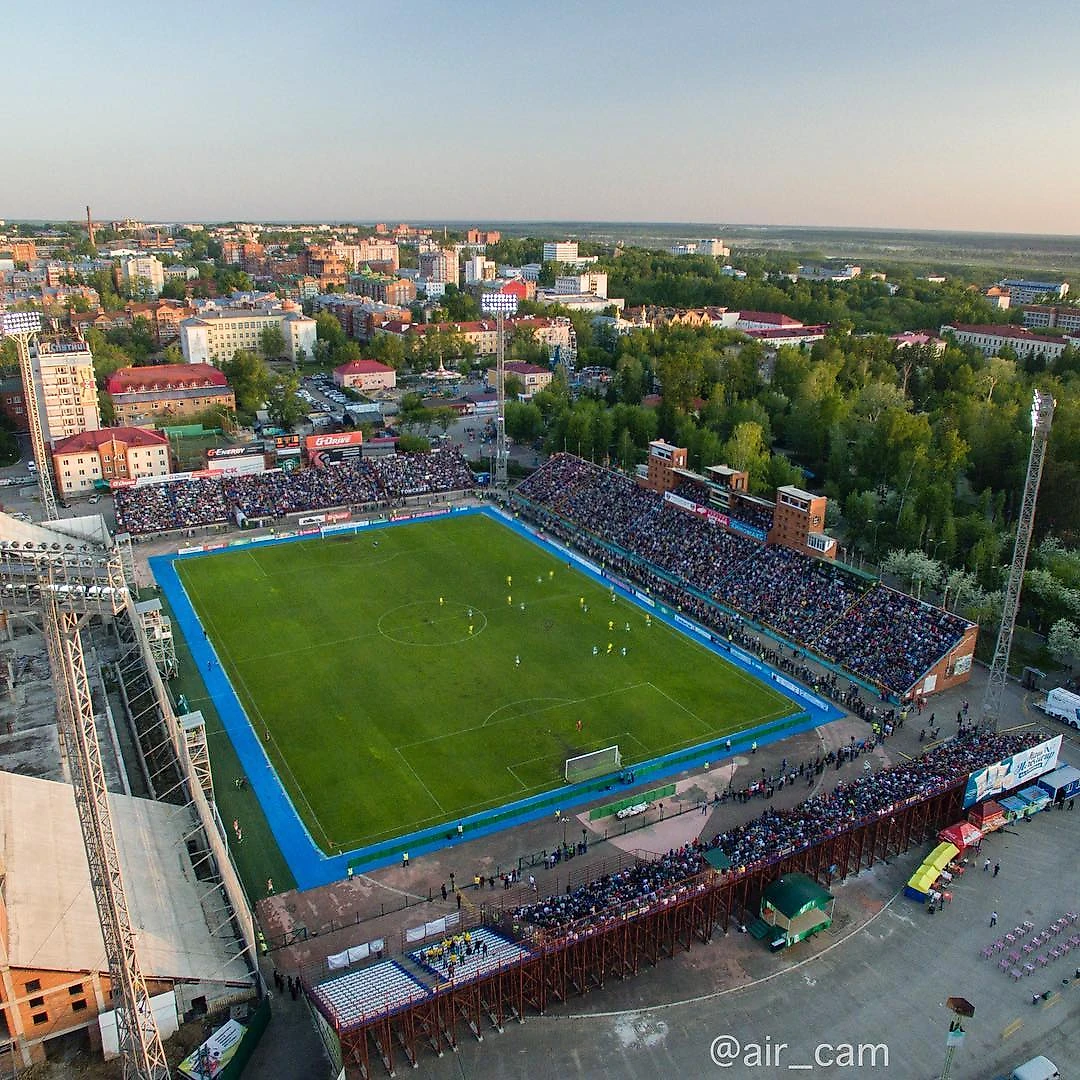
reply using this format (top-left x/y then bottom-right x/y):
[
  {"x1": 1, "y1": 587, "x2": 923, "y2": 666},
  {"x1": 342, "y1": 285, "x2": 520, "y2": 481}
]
[
  {"x1": 515, "y1": 454, "x2": 974, "y2": 696},
  {"x1": 311, "y1": 959, "x2": 428, "y2": 1024}
]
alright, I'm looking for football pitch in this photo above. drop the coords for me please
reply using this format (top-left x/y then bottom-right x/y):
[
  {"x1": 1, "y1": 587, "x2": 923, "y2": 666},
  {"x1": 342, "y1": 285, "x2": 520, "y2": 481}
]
[{"x1": 176, "y1": 513, "x2": 794, "y2": 851}]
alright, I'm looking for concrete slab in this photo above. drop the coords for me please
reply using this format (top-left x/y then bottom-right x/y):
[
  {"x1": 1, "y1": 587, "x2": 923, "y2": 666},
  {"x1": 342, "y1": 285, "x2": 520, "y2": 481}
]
[{"x1": 0, "y1": 770, "x2": 251, "y2": 985}]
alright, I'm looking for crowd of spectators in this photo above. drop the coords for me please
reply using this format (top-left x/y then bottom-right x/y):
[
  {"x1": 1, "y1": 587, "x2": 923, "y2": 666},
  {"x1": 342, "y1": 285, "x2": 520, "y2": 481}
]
[
  {"x1": 114, "y1": 477, "x2": 231, "y2": 535},
  {"x1": 114, "y1": 449, "x2": 475, "y2": 537},
  {"x1": 708, "y1": 728, "x2": 1042, "y2": 873},
  {"x1": 513, "y1": 842, "x2": 705, "y2": 933},
  {"x1": 515, "y1": 454, "x2": 973, "y2": 696},
  {"x1": 511, "y1": 728, "x2": 1044, "y2": 937}
]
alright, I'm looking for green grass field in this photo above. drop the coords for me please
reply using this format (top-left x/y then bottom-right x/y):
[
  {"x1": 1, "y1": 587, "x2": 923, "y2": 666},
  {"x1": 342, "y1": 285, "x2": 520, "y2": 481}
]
[{"x1": 177, "y1": 513, "x2": 792, "y2": 851}]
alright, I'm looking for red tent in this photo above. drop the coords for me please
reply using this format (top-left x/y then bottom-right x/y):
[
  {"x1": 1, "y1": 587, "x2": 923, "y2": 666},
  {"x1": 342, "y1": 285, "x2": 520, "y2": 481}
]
[{"x1": 938, "y1": 821, "x2": 983, "y2": 850}]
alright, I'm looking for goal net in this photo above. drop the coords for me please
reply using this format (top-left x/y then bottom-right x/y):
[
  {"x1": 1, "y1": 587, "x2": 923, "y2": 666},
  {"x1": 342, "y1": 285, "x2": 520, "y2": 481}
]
[{"x1": 565, "y1": 745, "x2": 622, "y2": 783}]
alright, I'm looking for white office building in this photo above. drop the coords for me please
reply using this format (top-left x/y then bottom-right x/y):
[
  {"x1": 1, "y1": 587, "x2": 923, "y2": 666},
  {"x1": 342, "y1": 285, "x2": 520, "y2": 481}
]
[
  {"x1": 542, "y1": 241, "x2": 579, "y2": 263},
  {"x1": 180, "y1": 301, "x2": 317, "y2": 365}
]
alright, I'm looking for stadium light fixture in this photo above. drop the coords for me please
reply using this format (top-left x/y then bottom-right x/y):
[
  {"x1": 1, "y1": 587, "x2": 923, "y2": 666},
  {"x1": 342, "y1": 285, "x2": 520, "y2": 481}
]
[
  {"x1": 480, "y1": 293, "x2": 519, "y2": 317},
  {"x1": 0, "y1": 310, "x2": 43, "y2": 336}
]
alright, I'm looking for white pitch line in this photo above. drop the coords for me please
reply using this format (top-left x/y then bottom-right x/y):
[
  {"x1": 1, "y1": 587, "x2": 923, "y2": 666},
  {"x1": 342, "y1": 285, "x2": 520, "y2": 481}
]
[{"x1": 395, "y1": 747, "x2": 446, "y2": 814}]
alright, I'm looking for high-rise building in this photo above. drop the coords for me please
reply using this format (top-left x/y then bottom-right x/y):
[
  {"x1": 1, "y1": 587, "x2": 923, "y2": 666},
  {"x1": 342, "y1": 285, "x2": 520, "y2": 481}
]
[{"x1": 31, "y1": 338, "x2": 101, "y2": 446}]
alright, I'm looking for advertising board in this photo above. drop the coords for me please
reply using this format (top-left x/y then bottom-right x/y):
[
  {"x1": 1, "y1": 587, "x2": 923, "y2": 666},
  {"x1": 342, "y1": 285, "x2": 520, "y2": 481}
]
[{"x1": 963, "y1": 735, "x2": 1063, "y2": 808}]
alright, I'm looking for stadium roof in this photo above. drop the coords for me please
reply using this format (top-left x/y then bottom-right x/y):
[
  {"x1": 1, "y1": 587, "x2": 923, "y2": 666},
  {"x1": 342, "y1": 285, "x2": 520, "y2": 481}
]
[{"x1": 0, "y1": 771, "x2": 252, "y2": 984}]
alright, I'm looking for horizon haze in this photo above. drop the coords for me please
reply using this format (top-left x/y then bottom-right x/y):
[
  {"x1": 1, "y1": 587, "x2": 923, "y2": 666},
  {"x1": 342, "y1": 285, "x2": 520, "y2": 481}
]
[{"x1": 3, "y1": 0, "x2": 1078, "y2": 234}]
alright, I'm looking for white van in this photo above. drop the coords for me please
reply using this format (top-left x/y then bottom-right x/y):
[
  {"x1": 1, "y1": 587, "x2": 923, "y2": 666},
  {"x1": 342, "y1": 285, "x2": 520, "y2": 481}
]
[{"x1": 1012, "y1": 1056, "x2": 1059, "y2": 1080}]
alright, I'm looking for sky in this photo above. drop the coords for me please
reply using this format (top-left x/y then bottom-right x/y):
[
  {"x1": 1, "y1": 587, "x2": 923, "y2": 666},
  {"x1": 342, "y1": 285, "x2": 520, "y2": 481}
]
[{"x1": 2, "y1": 0, "x2": 1079, "y2": 233}]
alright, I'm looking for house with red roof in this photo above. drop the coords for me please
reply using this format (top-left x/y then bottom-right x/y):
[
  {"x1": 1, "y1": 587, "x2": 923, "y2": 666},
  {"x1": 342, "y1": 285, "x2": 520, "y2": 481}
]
[
  {"x1": 51, "y1": 427, "x2": 170, "y2": 496},
  {"x1": 333, "y1": 359, "x2": 396, "y2": 392}
]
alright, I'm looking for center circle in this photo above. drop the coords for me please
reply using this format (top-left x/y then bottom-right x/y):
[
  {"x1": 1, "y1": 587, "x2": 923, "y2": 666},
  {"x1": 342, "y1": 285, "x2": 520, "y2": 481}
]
[{"x1": 377, "y1": 600, "x2": 488, "y2": 646}]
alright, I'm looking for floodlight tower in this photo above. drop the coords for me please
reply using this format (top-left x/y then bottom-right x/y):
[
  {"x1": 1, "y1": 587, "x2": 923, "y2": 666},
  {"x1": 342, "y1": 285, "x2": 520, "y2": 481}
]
[
  {"x1": 480, "y1": 292, "x2": 519, "y2": 488},
  {"x1": 981, "y1": 389, "x2": 1055, "y2": 731},
  {"x1": 0, "y1": 539, "x2": 169, "y2": 1079},
  {"x1": 0, "y1": 311, "x2": 59, "y2": 521}
]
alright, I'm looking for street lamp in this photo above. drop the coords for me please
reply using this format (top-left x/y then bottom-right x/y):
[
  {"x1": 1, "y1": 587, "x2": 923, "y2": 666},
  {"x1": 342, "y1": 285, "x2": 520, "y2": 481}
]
[{"x1": 480, "y1": 292, "x2": 518, "y2": 488}]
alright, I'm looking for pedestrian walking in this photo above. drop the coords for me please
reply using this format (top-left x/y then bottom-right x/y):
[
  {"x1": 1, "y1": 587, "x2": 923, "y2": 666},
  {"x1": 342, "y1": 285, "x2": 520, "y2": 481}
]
[
  {"x1": 990, "y1": 911, "x2": 998, "y2": 927},
  {"x1": 983, "y1": 858, "x2": 991, "y2": 872},
  {"x1": 266, "y1": 877, "x2": 274, "y2": 895},
  {"x1": 751, "y1": 741, "x2": 757, "y2": 754},
  {"x1": 402, "y1": 851, "x2": 409, "y2": 868},
  {"x1": 456, "y1": 892, "x2": 461, "y2": 910},
  {"x1": 993, "y1": 862, "x2": 1000, "y2": 877},
  {"x1": 290, "y1": 978, "x2": 298, "y2": 1001},
  {"x1": 441, "y1": 883, "x2": 448, "y2": 901}
]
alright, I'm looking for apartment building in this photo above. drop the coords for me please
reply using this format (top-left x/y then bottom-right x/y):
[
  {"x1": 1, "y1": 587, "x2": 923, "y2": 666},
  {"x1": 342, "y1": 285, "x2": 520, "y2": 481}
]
[
  {"x1": 940, "y1": 323, "x2": 1070, "y2": 363},
  {"x1": 349, "y1": 271, "x2": 416, "y2": 306},
  {"x1": 106, "y1": 363, "x2": 235, "y2": 425},
  {"x1": 542, "y1": 241, "x2": 578, "y2": 263},
  {"x1": 180, "y1": 301, "x2": 317, "y2": 364},
  {"x1": 997, "y1": 279, "x2": 1069, "y2": 304},
  {"x1": 418, "y1": 249, "x2": 459, "y2": 286},
  {"x1": 116, "y1": 254, "x2": 165, "y2": 297},
  {"x1": 31, "y1": 338, "x2": 101, "y2": 446},
  {"x1": 1020, "y1": 305, "x2": 1080, "y2": 334},
  {"x1": 51, "y1": 426, "x2": 170, "y2": 495}
]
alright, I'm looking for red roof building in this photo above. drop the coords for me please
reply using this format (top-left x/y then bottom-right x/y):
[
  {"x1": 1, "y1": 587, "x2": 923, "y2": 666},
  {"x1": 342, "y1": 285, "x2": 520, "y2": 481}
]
[
  {"x1": 51, "y1": 427, "x2": 170, "y2": 497},
  {"x1": 333, "y1": 359, "x2": 396, "y2": 392},
  {"x1": 106, "y1": 364, "x2": 234, "y2": 425}
]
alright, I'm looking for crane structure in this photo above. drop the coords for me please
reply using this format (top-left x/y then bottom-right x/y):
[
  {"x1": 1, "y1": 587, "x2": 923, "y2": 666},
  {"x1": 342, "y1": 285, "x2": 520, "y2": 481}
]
[
  {"x1": 0, "y1": 311, "x2": 59, "y2": 521},
  {"x1": 0, "y1": 533, "x2": 169, "y2": 1079},
  {"x1": 481, "y1": 291, "x2": 519, "y2": 488},
  {"x1": 981, "y1": 389, "x2": 1056, "y2": 731}
]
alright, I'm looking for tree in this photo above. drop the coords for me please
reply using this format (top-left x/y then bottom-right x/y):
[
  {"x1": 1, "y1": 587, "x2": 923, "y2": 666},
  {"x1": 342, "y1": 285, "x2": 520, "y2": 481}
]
[
  {"x1": 222, "y1": 350, "x2": 273, "y2": 420},
  {"x1": 160, "y1": 278, "x2": 188, "y2": 301},
  {"x1": 266, "y1": 372, "x2": 306, "y2": 428},
  {"x1": 722, "y1": 421, "x2": 769, "y2": 490},
  {"x1": 505, "y1": 401, "x2": 542, "y2": 444},
  {"x1": 259, "y1": 325, "x2": 287, "y2": 361},
  {"x1": 315, "y1": 312, "x2": 347, "y2": 351},
  {"x1": 1047, "y1": 619, "x2": 1080, "y2": 669}
]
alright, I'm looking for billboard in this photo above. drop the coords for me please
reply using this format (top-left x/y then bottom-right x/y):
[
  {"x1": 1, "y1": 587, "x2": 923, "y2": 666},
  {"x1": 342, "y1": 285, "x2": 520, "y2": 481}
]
[
  {"x1": 963, "y1": 735, "x2": 1062, "y2": 808},
  {"x1": 206, "y1": 443, "x2": 265, "y2": 460},
  {"x1": 306, "y1": 430, "x2": 364, "y2": 467}
]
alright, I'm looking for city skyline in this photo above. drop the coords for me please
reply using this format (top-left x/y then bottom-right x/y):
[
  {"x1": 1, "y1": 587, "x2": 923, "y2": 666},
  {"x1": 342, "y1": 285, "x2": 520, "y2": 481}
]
[{"x1": 3, "y1": 0, "x2": 1079, "y2": 234}]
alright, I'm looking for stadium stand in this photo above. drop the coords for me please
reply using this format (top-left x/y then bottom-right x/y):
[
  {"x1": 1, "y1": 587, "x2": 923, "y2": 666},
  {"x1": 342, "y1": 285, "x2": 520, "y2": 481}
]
[
  {"x1": 411, "y1": 927, "x2": 530, "y2": 983},
  {"x1": 514, "y1": 454, "x2": 974, "y2": 695},
  {"x1": 311, "y1": 959, "x2": 428, "y2": 1023},
  {"x1": 512, "y1": 728, "x2": 1042, "y2": 937},
  {"x1": 114, "y1": 448, "x2": 475, "y2": 536}
]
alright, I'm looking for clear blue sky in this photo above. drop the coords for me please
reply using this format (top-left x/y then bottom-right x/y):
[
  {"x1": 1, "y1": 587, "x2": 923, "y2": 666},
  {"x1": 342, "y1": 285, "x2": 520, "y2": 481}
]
[{"x1": 3, "y1": 0, "x2": 1078, "y2": 232}]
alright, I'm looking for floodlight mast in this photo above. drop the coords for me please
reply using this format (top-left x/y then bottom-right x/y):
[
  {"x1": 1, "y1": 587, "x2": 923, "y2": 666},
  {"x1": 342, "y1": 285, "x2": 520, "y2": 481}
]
[
  {"x1": 0, "y1": 312, "x2": 59, "y2": 521},
  {"x1": 480, "y1": 293, "x2": 519, "y2": 488},
  {"x1": 980, "y1": 389, "x2": 1055, "y2": 732}
]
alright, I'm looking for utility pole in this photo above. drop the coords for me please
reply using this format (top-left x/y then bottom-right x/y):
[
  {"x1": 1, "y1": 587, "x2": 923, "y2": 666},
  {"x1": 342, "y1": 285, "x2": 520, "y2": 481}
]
[
  {"x1": 480, "y1": 292, "x2": 518, "y2": 488},
  {"x1": 981, "y1": 389, "x2": 1055, "y2": 731},
  {"x1": 0, "y1": 312, "x2": 58, "y2": 521}
]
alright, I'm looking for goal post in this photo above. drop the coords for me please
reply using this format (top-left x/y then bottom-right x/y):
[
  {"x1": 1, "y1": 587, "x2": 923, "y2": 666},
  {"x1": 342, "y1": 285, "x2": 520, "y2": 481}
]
[{"x1": 565, "y1": 744, "x2": 622, "y2": 783}]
